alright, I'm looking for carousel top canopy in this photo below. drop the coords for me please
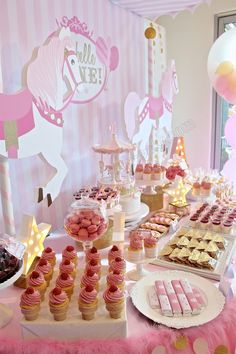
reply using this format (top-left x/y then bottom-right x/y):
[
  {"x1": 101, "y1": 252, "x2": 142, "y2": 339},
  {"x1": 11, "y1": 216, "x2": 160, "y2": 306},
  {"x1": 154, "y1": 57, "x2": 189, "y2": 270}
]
[
  {"x1": 109, "y1": 0, "x2": 212, "y2": 20},
  {"x1": 92, "y1": 133, "x2": 135, "y2": 154}
]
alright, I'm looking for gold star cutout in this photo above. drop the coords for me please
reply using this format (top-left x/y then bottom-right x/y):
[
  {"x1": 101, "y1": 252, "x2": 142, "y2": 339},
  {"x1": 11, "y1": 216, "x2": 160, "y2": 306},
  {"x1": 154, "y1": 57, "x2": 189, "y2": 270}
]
[
  {"x1": 17, "y1": 214, "x2": 51, "y2": 274},
  {"x1": 165, "y1": 178, "x2": 191, "y2": 206}
]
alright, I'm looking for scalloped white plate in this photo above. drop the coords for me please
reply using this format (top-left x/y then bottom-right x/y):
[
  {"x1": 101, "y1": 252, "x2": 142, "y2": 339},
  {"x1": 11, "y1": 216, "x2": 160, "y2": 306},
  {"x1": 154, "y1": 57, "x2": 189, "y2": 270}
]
[{"x1": 130, "y1": 270, "x2": 225, "y2": 329}]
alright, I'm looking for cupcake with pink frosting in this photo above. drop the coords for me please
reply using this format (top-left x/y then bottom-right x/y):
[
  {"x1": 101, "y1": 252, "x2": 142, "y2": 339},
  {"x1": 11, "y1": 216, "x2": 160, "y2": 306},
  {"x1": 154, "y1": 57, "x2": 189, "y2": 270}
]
[
  {"x1": 143, "y1": 164, "x2": 152, "y2": 181},
  {"x1": 20, "y1": 287, "x2": 41, "y2": 321},
  {"x1": 85, "y1": 247, "x2": 101, "y2": 264},
  {"x1": 35, "y1": 258, "x2": 53, "y2": 286},
  {"x1": 62, "y1": 245, "x2": 78, "y2": 265},
  {"x1": 27, "y1": 271, "x2": 47, "y2": 301},
  {"x1": 107, "y1": 270, "x2": 125, "y2": 290},
  {"x1": 81, "y1": 269, "x2": 99, "y2": 291},
  {"x1": 135, "y1": 164, "x2": 143, "y2": 180},
  {"x1": 49, "y1": 287, "x2": 69, "y2": 321},
  {"x1": 59, "y1": 259, "x2": 76, "y2": 279},
  {"x1": 56, "y1": 272, "x2": 74, "y2": 300},
  {"x1": 152, "y1": 165, "x2": 162, "y2": 181},
  {"x1": 86, "y1": 259, "x2": 101, "y2": 278},
  {"x1": 109, "y1": 257, "x2": 126, "y2": 274},
  {"x1": 108, "y1": 245, "x2": 123, "y2": 265},
  {"x1": 78, "y1": 284, "x2": 98, "y2": 320},
  {"x1": 41, "y1": 247, "x2": 56, "y2": 267},
  {"x1": 103, "y1": 285, "x2": 125, "y2": 319},
  {"x1": 128, "y1": 235, "x2": 143, "y2": 261},
  {"x1": 144, "y1": 234, "x2": 158, "y2": 258}
]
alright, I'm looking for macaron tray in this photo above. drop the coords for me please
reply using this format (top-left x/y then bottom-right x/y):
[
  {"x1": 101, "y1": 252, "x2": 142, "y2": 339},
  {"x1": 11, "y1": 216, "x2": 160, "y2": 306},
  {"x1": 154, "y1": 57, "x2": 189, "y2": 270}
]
[
  {"x1": 20, "y1": 259, "x2": 127, "y2": 340},
  {"x1": 151, "y1": 227, "x2": 236, "y2": 280},
  {"x1": 129, "y1": 210, "x2": 180, "y2": 240}
]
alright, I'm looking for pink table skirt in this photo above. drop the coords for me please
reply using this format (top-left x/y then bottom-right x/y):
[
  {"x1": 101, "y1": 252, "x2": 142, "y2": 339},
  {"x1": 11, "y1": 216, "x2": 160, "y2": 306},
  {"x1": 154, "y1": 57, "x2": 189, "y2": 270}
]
[{"x1": 0, "y1": 233, "x2": 236, "y2": 353}]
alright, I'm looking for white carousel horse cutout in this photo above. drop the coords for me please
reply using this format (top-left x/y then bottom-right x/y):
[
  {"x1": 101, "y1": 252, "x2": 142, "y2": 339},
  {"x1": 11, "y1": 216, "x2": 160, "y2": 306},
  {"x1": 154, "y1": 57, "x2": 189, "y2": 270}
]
[
  {"x1": 124, "y1": 60, "x2": 179, "y2": 163},
  {"x1": 0, "y1": 27, "x2": 84, "y2": 206}
]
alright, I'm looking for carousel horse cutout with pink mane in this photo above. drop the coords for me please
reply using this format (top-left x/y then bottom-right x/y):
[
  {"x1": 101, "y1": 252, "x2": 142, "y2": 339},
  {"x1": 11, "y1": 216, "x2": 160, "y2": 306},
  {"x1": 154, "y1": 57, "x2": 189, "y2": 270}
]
[
  {"x1": 125, "y1": 60, "x2": 179, "y2": 163},
  {"x1": 0, "y1": 28, "x2": 86, "y2": 206}
]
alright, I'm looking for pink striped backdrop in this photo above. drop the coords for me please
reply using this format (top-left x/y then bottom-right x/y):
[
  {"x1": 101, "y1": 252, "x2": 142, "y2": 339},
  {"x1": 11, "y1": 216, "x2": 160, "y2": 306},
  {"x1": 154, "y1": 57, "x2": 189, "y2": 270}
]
[{"x1": 0, "y1": 0, "x2": 145, "y2": 232}]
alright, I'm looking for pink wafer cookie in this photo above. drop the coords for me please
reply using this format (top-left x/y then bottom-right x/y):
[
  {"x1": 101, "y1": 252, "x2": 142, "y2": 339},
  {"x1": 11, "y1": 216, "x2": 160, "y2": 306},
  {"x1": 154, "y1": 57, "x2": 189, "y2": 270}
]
[
  {"x1": 192, "y1": 287, "x2": 206, "y2": 308},
  {"x1": 164, "y1": 280, "x2": 181, "y2": 317},
  {"x1": 148, "y1": 286, "x2": 160, "y2": 309},
  {"x1": 171, "y1": 280, "x2": 192, "y2": 316},
  {"x1": 155, "y1": 280, "x2": 166, "y2": 295},
  {"x1": 180, "y1": 279, "x2": 201, "y2": 315},
  {"x1": 158, "y1": 295, "x2": 173, "y2": 317}
]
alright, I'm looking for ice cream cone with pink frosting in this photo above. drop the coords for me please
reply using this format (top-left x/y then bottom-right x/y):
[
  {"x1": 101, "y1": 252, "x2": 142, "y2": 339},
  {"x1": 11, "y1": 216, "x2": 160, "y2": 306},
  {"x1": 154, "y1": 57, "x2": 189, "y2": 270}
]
[
  {"x1": 128, "y1": 234, "x2": 143, "y2": 261},
  {"x1": 103, "y1": 285, "x2": 125, "y2": 319},
  {"x1": 20, "y1": 287, "x2": 41, "y2": 321},
  {"x1": 41, "y1": 247, "x2": 56, "y2": 267},
  {"x1": 49, "y1": 287, "x2": 69, "y2": 321},
  {"x1": 86, "y1": 259, "x2": 101, "y2": 278},
  {"x1": 56, "y1": 272, "x2": 74, "y2": 300},
  {"x1": 35, "y1": 258, "x2": 53, "y2": 286},
  {"x1": 108, "y1": 245, "x2": 123, "y2": 265},
  {"x1": 109, "y1": 257, "x2": 126, "y2": 275},
  {"x1": 62, "y1": 245, "x2": 78, "y2": 265},
  {"x1": 81, "y1": 269, "x2": 99, "y2": 291},
  {"x1": 107, "y1": 270, "x2": 125, "y2": 290},
  {"x1": 27, "y1": 271, "x2": 47, "y2": 301},
  {"x1": 85, "y1": 246, "x2": 101, "y2": 264},
  {"x1": 59, "y1": 259, "x2": 76, "y2": 279},
  {"x1": 78, "y1": 285, "x2": 98, "y2": 320}
]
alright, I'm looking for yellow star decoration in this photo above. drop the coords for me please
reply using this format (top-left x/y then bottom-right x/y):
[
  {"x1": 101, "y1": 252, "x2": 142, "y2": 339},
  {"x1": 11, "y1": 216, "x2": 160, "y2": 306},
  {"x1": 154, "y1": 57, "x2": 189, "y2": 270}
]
[
  {"x1": 165, "y1": 178, "x2": 191, "y2": 206},
  {"x1": 17, "y1": 214, "x2": 51, "y2": 274}
]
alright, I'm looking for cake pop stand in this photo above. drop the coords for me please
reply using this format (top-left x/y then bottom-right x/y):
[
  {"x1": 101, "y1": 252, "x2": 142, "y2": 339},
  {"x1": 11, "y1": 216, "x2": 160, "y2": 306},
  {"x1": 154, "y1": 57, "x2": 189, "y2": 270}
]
[
  {"x1": 124, "y1": 249, "x2": 157, "y2": 281},
  {"x1": 0, "y1": 262, "x2": 24, "y2": 328},
  {"x1": 135, "y1": 180, "x2": 166, "y2": 195}
]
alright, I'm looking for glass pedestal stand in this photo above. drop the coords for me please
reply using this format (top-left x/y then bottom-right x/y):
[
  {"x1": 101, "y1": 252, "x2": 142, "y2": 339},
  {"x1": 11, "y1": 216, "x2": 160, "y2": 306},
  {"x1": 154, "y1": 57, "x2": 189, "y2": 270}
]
[
  {"x1": 135, "y1": 180, "x2": 166, "y2": 195},
  {"x1": 124, "y1": 249, "x2": 157, "y2": 281},
  {"x1": 0, "y1": 262, "x2": 24, "y2": 328}
]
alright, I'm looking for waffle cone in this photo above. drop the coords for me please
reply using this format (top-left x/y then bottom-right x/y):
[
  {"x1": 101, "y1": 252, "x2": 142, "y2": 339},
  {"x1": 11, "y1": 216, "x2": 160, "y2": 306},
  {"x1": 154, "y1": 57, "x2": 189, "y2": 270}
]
[
  {"x1": 44, "y1": 270, "x2": 53, "y2": 286},
  {"x1": 21, "y1": 305, "x2": 40, "y2": 321},
  {"x1": 78, "y1": 299, "x2": 98, "y2": 321},
  {"x1": 61, "y1": 285, "x2": 74, "y2": 300},
  {"x1": 50, "y1": 302, "x2": 69, "y2": 321},
  {"x1": 106, "y1": 301, "x2": 124, "y2": 319}
]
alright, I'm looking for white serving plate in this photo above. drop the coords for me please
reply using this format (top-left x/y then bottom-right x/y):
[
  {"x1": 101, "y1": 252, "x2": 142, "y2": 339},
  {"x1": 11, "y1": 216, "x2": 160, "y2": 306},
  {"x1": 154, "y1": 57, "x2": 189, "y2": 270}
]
[
  {"x1": 130, "y1": 270, "x2": 225, "y2": 329},
  {"x1": 0, "y1": 261, "x2": 24, "y2": 290},
  {"x1": 151, "y1": 227, "x2": 236, "y2": 281}
]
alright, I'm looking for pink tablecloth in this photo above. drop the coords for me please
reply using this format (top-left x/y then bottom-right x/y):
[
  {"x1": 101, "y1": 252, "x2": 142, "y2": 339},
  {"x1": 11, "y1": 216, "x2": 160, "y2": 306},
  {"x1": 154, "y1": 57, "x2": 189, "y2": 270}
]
[{"x1": 0, "y1": 233, "x2": 236, "y2": 354}]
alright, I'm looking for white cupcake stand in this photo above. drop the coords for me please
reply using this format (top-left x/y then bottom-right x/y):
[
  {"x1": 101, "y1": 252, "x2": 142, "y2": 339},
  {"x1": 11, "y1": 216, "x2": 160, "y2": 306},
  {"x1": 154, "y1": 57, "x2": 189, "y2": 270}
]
[
  {"x1": 0, "y1": 262, "x2": 24, "y2": 328},
  {"x1": 124, "y1": 249, "x2": 157, "y2": 281}
]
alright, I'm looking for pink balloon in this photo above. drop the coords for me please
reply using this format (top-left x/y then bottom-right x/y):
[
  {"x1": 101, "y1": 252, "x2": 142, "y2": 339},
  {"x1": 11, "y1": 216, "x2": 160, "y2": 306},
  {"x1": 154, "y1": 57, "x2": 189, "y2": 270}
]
[
  {"x1": 223, "y1": 89, "x2": 236, "y2": 103},
  {"x1": 109, "y1": 46, "x2": 119, "y2": 71},
  {"x1": 215, "y1": 76, "x2": 229, "y2": 95},
  {"x1": 225, "y1": 113, "x2": 236, "y2": 149}
]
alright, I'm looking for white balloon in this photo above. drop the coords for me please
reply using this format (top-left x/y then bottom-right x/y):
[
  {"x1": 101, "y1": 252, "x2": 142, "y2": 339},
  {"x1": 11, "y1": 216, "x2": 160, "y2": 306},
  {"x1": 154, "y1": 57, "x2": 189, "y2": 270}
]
[{"x1": 207, "y1": 27, "x2": 236, "y2": 104}]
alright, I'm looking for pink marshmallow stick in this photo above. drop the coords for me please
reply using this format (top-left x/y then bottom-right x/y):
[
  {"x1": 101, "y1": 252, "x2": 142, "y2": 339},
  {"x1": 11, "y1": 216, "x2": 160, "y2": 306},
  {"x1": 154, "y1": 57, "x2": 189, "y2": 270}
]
[
  {"x1": 148, "y1": 286, "x2": 160, "y2": 309},
  {"x1": 164, "y1": 281, "x2": 182, "y2": 317},
  {"x1": 192, "y1": 287, "x2": 206, "y2": 309},
  {"x1": 155, "y1": 280, "x2": 167, "y2": 295}
]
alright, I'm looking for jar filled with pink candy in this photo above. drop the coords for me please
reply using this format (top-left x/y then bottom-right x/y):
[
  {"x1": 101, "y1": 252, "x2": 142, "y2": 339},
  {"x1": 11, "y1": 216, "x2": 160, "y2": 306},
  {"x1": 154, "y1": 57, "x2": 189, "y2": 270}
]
[{"x1": 64, "y1": 196, "x2": 108, "y2": 251}]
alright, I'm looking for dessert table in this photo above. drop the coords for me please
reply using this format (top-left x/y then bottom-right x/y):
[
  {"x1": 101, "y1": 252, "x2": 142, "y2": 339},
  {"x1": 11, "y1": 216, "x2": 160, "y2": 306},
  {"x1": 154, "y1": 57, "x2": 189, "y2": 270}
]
[{"x1": 1, "y1": 230, "x2": 236, "y2": 354}]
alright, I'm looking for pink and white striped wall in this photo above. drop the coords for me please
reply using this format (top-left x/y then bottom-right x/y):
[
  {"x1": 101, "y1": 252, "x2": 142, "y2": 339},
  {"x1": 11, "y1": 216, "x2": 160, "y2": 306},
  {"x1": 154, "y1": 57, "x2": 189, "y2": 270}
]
[{"x1": 0, "y1": 0, "x2": 146, "y2": 231}]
